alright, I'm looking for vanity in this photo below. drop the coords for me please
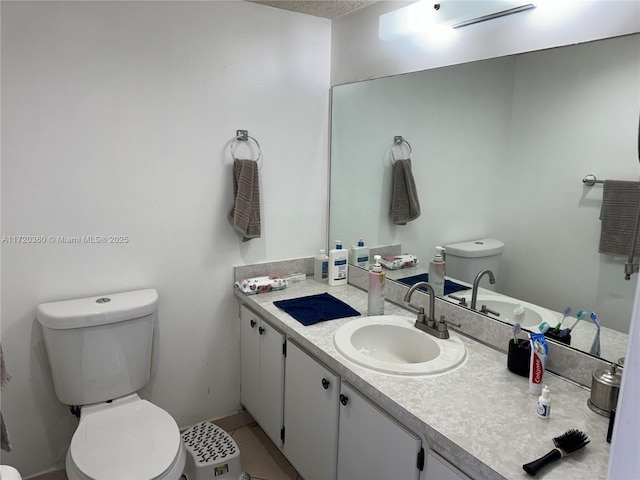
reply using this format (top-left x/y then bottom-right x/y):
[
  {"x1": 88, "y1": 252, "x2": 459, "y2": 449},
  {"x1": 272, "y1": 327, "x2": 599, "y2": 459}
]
[{"x1": 234, "y1": 268, "x2": 611, "y2": 480}]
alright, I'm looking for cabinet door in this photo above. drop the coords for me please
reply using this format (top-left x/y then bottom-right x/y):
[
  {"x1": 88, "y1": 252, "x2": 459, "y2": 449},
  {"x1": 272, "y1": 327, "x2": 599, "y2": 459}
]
[
  {"x1": 337, "y1": 382, "x2": 421, "y2": 480},
  {"x1": 283, "y1": 341, "x2": 340, "y2": 480},
  {"x1": 425, "y1": 451, "x2": 470, "y2": 480},
  {"x1": 257, "y1": 318, "x2": 285, "y2": 447},
  {"x1": 240, "y1": 305, "x2": 260, "y2": 417}
]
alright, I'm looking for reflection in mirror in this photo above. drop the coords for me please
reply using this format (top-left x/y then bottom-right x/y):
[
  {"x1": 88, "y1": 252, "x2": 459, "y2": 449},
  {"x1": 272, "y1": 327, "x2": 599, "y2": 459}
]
[{"x1": 330, "y1": 33, "x2": 640, "y2": 364}]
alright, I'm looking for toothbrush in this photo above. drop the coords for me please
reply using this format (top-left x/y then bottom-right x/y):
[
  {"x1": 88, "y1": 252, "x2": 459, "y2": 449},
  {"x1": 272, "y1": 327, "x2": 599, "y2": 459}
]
[
  {"x1": 589, "y1": 312, "x2": 601, "y2": 356},
  {"x1": 553, "y1": 307, "x2": 572, "y2": 333},
  {"x1": 558, "y1": 309, "x2": 587, "y2": 338},
  {"x1": 513, "y1": 322, "x2": 522, "y2": 345}
]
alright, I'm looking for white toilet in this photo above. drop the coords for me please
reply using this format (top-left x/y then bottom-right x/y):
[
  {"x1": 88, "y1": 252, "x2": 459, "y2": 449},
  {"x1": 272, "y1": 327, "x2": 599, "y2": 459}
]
[
  {"x1": 0, "y1": 465, "x2": 22, "y2": 480},
  {"x1": 444, "y1": 238, "x2": 505, "y2": 290},
  {"x1": 37, "y1": 289, "x2": 186, "y2": 480}
]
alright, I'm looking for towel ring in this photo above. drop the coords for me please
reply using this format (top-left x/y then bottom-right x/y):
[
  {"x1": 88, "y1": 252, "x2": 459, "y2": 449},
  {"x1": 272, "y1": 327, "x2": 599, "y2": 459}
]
[
  {"x1": 230, "y1": 130, "x2": 262, "y2": 163},
  {"x1": 391, "y1": 136, "x2": 412, "y2": 162}
]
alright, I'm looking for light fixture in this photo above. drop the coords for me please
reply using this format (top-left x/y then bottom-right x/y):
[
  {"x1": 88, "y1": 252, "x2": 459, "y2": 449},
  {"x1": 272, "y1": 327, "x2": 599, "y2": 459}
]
[
  {"x1": 379, "y1": 0, "x2": 536, "y2": 40},
  {"x1": 436, "y1": 1, "x2": 536, "y2": 29}
]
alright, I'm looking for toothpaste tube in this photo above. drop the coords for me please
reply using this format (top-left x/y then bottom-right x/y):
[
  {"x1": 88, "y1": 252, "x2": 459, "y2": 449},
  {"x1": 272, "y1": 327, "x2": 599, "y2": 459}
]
[{"x1": 528, "y1": 332, "x2": 548, "y2": 395}]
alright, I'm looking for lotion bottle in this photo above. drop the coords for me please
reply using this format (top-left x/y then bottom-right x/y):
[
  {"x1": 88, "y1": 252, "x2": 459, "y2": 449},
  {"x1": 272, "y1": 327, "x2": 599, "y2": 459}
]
[
  {"x1": 428, "y1": 246, "x2": 446, "y2": 297},
  {"x1": 328, "y1": 241, "x2": 348, "y2": 286},
  {"x1": 314, "y1": 249, "x2": 329, "y2": 282},
  {"x1": 349, "y1": 238, "x2": 370, "y2": 269},
  {"x1": 368, "y1": 255, "x2": 385, "y2": 316}
]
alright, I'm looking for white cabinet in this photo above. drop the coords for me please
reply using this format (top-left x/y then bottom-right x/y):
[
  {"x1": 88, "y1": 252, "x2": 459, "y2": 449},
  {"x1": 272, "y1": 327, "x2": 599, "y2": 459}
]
[
  {"x1": 239, "y1": 305, "x2": 285, "y2": 447},
  {"x1": 425, "y1": 451, "x2": 470, "y2": 480},
  {"x1": 337, "y1": 382, "x2": 422, "y2": 480},
  {"x1": 283, "y1": 341, "x2": 340, "y2": 480}
]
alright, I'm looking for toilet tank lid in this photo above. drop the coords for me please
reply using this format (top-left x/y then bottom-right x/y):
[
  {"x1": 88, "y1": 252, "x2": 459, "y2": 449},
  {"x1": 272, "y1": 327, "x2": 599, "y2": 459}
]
[
  {"x1": 37, "y1": 289, "x2": 158, "y2": 330},
  {"x1": 444, "y1": 239, "x2": 505, "y2": 258}
]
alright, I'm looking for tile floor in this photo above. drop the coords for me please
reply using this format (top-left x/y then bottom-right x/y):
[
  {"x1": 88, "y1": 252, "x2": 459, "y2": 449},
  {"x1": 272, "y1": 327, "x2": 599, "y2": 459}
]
[{"x1": 29, "y1": 412, "x2": 301, "y2": 480}]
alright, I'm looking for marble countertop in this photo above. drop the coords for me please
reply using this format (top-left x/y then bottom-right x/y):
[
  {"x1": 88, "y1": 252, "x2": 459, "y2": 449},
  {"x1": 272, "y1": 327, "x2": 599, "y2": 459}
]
[{"x1": 234, "y1": 279, "x2": 611, "y2": 480}]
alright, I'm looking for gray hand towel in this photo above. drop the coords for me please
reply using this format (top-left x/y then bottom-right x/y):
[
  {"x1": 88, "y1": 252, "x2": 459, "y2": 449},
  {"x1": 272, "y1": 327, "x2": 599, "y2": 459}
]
[
  {"x1": 599, "y1": 180, "x2": 640, "y2": 256},
  {"x1": 228, "y1": 159, "x2": 261, "y2": 242},
  {"x1": 390, "y1": 158, "x2": 421, "y2": 225}
]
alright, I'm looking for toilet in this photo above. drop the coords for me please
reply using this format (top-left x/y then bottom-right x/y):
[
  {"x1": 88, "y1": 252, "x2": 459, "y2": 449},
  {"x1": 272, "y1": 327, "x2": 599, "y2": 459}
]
[
  {"x1": 0, "y1": 465, "x2": 22, "y2": 480},
  {"x1": 37, "y1": 289, "x2": 186, "y2": 480},
  {"x1": 444, "y1": 238, "x2": 505, "y2": 290}
]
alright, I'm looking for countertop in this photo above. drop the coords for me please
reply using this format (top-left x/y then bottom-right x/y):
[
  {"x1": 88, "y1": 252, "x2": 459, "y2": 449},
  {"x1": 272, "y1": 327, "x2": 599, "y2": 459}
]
[{"x1": 234, "y1": 279, "x2": 611, "y2": 480}]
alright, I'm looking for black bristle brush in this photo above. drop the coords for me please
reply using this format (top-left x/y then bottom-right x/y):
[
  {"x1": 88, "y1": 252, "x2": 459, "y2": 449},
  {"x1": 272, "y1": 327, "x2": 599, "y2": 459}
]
[{"x1": 523, "y1": 429, "x2": 590, "y2": 476}]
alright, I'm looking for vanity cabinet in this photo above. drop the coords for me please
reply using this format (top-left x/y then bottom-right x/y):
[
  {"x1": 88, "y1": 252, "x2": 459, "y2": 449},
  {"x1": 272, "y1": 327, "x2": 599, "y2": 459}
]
[
  {"x1": 282, "y1": 341, "x2": 340, "y2": 480},
  {"x1": 239, "y1": 306, "x2": 457, "y2": 480},
  {"x1": 337, "y1": 382, "x2": 423, "y2": 480},
  {"x1": 239, "y1": 305, "x2": 285, "y2": 447}
]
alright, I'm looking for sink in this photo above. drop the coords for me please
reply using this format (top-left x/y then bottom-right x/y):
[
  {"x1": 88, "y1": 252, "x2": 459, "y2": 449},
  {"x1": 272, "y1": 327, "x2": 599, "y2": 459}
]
[
  {"x1": 333, "y1": 315, "x2": 467, "y2": 376},
  {"x1": 453, "y1": 293, "x2": 561, "y2": 329}
]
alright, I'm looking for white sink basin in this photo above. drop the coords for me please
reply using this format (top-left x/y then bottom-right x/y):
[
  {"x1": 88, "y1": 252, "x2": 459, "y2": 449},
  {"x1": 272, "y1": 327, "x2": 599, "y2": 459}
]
[
  {"x1": 453, "y1": 293, "x2": 561, "y2": 329},
  {"x1": 333, "y1": 315, "x2": 467, "y2": 376}
]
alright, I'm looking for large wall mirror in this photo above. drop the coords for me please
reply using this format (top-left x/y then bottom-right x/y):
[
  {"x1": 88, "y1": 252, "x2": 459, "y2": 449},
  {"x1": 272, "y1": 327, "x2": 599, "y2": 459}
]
[{"x1": 330, "y1": 33, "x2": 640, "y2": 365}]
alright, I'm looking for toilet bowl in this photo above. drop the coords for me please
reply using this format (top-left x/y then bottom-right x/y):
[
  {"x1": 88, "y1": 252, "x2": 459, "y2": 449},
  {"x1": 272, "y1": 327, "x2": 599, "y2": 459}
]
[{"x1": 65, "y1": 394, "x2": 186, "y2": 480}]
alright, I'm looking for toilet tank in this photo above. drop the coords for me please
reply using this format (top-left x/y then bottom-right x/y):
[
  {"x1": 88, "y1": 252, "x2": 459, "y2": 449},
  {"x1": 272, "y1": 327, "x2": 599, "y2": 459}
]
[
  {"x1": 37, "y1": 289, "x2": 158, "y2": 406},
  {"x1": 444, "y1": 239, "x2": 505, "y2": 291}
]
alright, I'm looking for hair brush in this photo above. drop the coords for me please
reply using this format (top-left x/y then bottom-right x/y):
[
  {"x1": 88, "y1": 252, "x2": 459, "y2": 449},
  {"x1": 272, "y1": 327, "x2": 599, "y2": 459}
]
[{"x1": 523, "y1": 429, "x2": 590, "y2": 476}]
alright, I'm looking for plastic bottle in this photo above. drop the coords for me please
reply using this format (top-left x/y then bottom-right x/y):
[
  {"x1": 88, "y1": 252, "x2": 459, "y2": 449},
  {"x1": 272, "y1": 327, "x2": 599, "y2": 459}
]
[
  {"x1": 536, "y1": 385, "x2": 551, "y2": 419},
  {"x1": 428, "y1": 246, "x2": 446, "y2": 297},
  {"x1": 368, "y1": 255, "x2": 385, "y2": 316},
  {"x1": 314, "y1": 249, "x2": 329, "y2": 282},
  {"x1": 328, "y1": 241, "x2": 349, "y2": 286},
  {"x1": 349, "y1": 238, "x2": 370, "y2": 269}
]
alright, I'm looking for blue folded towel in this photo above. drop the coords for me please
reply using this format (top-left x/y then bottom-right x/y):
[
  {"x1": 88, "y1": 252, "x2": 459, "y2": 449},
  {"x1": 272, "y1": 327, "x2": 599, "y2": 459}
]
[
  {"x1": 273, "y1": 292, "x2": 360, "y2": 326},
  {"x1": 397, "y1": 274, "x2": 470, "y2": 296}
]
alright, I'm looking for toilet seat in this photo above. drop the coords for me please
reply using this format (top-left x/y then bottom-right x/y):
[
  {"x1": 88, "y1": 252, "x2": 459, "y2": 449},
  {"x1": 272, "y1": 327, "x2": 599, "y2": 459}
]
[{"x1": 69, "y1": 394, "x2": 183, "y2": 480}]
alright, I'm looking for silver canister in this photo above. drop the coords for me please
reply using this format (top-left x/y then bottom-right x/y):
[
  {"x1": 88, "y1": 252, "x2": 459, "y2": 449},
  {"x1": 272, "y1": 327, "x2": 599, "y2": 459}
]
[{"x1": 588, "y1": 363, "x2": 623, "y2": 417}]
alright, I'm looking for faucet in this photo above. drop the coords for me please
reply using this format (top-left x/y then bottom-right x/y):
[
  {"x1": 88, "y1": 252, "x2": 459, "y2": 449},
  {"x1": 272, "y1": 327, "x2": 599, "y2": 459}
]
[
  {"x1": 470, "y1": 269, "x2": 496, "y2": 311},
  {"x1": 403, "y1": 282, "x2": 458, "y2": 339}
]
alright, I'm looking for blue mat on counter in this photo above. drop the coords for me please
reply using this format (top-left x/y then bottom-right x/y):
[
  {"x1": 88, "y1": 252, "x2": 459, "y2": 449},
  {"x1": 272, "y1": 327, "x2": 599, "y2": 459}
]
[
  {"x1": 273, "y1": 292, "x2": 360, "y2": 326},
  {"x1": 397, "y1": 273, "x2": 470, "y2": 296}
]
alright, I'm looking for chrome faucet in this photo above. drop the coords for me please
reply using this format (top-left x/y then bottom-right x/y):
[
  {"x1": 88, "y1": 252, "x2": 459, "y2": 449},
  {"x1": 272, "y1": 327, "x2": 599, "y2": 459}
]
[
  {"x1": 470, "y1": 269, "x2": 496, "y2": 311},
  {"x1": 403, "y1": 282, "x2": 458, "y2": 339}
]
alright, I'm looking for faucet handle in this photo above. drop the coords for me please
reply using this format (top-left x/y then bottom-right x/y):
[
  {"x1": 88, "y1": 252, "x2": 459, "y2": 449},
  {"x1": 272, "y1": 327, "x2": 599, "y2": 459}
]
[
  {"x1": 448, "y1": 295, "x2": 467, "y2": 307},
  {"x1": 480, "y1": 305, "x2": 500, "y2": 317},
  {"x1": 440, "y1": 315, "x2": 461, "y2": 328}
]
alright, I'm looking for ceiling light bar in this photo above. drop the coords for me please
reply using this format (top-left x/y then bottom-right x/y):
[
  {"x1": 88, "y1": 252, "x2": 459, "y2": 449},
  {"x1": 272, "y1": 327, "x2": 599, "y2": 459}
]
[{"x1": 451, "y1": 3, "x2": 536, "y2": 28}]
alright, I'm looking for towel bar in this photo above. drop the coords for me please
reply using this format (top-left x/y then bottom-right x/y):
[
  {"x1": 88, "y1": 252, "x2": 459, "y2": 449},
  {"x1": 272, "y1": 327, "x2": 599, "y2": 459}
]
[{"x1": 583, "y1": 174, "x2": 604, "y2": 186}]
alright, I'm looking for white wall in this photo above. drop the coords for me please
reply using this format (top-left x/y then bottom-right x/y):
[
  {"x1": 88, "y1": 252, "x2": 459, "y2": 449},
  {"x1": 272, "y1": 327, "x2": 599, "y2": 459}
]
[
  {"x1": 331, "y1": 0, "x2": 640, "y2": 85},
  {"x1": 0, "y1": 1, "x2": 330, "y2": 476}
]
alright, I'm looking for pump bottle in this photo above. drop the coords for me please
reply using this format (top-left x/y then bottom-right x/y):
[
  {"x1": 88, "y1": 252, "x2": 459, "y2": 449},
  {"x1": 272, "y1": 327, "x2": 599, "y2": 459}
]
[
  {"x1": 328, "y1": 241, "x2": 349, "y2": 286},
  {"x1": 368, "y1": 255, "x2": 385, "y2": 316},
  {"x1": 349, "y1": 238, "x2": 370, "y2": 269},
  {"x1": 429, "y1": 246, "x2": 446, "y2": 297}
]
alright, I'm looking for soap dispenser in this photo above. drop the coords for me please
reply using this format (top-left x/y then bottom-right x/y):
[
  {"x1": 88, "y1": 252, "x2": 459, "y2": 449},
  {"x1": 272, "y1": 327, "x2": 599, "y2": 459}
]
[
  {"x1": 368, "y1": 255, "x2": 385, "y2": 316},
  {"x1": 329, "y1": 241, "x2": 349, "y2": 286},
  {"x1": 429, "y1": 246, "x2": 446, "y2": 297},
  {"x1": 349, "y1": 238, "x2": 369, "y2": 269}
]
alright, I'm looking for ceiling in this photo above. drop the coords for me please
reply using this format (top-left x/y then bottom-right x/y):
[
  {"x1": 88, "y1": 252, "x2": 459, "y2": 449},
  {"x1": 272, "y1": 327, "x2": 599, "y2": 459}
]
[{"x1": 246, "y1": 1, "x2": 378, "y2": 19}]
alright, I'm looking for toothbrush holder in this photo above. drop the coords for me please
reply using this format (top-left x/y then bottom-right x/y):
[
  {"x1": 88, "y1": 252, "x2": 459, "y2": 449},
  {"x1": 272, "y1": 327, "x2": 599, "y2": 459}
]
[
  {"x1": 544, "y1": 329, "x2": 571, "y2": 345},
  {"x1": 507, "y1": 339, "x2": 531, "y2": 377}
]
